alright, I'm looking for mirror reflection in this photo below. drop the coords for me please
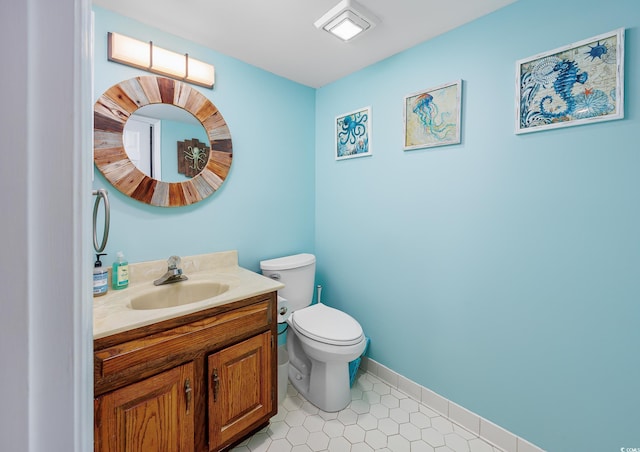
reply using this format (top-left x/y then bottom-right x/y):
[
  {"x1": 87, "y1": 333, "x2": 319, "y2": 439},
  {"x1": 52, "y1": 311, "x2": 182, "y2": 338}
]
[{"x1": 123, "y1": 104, "x2": 211, "y2": 183}]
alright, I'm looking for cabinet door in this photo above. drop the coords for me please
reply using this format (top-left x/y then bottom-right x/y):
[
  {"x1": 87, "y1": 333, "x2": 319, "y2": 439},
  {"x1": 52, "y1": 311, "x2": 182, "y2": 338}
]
[
  {"x1": 208, "y1": 331, "x2": 273, "y2": 450},
  {"x1": 94, "y1": 362, "x2": 195, "y2": 452}
]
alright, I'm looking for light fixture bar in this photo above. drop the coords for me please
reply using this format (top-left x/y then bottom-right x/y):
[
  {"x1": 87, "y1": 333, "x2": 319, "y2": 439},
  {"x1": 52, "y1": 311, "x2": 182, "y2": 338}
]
[
  {"x1": 151, "y1": 44, "x2": 187, "y2": 78},
  {"x1": 107, "y1": 32, "x2": 215, "y2": 89}
]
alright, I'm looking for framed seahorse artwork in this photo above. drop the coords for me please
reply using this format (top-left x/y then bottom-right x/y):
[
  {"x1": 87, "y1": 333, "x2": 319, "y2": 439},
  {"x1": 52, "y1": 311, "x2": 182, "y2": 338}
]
[
  {"x1": 403, "y1": 80, "x2": 462, "y2": 151},
  {"x1": 516, "y1": 28, "x2": 625, "y2": 134},
  {"x1": 336, "y1": 106, "x2": 372, "y2": 160}
]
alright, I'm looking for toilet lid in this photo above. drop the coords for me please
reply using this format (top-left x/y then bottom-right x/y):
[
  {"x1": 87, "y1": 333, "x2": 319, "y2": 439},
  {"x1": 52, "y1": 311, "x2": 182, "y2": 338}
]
[{"x1": 292, "y1": 303, "x2": 364, "y2": 346}]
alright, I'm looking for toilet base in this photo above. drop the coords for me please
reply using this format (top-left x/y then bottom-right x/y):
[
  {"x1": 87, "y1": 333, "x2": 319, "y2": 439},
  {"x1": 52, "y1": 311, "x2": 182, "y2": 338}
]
[
  {"x1": 284, "y1": 313, "x2": 366, "y2": 413},
  {"x1": 288, "y1": 358, "x2": 352, "y2": 412}
]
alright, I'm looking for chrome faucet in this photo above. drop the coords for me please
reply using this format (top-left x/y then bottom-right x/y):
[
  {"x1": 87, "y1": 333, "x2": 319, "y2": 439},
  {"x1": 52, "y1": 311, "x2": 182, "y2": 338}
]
[{"x1": 154, "y1": 255, "x2": 189, "y2": 286}]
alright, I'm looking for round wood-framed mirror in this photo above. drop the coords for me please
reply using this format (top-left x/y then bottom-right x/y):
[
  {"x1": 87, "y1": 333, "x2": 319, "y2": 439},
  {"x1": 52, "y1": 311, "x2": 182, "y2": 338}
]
[{"x1": 94, "y1": 75, "x2": 232, "y2": 207}]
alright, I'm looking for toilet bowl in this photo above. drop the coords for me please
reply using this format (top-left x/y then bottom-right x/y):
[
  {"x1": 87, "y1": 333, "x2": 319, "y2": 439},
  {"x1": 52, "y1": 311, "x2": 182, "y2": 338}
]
[
  {"x1": 260, "y1": 254, "x2": 366, "y2": 412},
  {"x1": 287, "y1": 302, "x2": 366, "y2": 412}
]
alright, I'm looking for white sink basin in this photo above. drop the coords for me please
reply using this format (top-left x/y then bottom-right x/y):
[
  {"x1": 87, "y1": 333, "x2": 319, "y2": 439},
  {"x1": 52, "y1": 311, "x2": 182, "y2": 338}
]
[{"x1": 129, "y1": 281, "x2": 230, "y2": 310}]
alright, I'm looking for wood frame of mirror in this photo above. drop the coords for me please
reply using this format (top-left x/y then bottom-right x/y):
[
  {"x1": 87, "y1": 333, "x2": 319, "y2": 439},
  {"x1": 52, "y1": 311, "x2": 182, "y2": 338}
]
[{"x1": 94, "y1": 75, "x2": 232, "y2": 207}]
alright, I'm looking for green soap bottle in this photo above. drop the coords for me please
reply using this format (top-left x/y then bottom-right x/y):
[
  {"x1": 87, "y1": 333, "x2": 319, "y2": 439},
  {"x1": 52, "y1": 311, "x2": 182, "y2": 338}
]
[{"x1": 112, "y1": 251, "x2": 129, "y2": 290}]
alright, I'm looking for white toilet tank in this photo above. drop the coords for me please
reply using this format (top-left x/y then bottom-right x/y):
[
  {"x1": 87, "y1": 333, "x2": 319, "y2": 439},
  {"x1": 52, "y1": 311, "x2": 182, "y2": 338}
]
[{"x1": 260, "y1": 253, "x2": 316, "y2": 312}]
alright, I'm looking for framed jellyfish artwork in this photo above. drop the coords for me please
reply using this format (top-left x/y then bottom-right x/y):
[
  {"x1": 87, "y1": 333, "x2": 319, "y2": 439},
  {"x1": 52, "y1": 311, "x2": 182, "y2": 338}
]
[
  {"x1": 335, "y1": 106, "x2": 372, "y2": 160},
  {"x1": 403, "y1": 80, "x2": 462, "y2": 151},
  {"x1": 516, "y1": 28, "x2": 625, "y2": 134}
]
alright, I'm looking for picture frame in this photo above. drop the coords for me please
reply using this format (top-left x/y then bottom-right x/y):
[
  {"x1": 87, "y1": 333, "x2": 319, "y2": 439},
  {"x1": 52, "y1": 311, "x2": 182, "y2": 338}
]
[
  {"x1": 335, "y1": 106, "x2": 371, "y2": 160},
  {"x1": 516, "y1": 28, "x2": 624, "y2": 134},
  {"x1": 403, "y1": 80, "x2": 462, "y2": 151},
  {"x1": 177, "y1": 138, "x2": 210, "y2": 178}
]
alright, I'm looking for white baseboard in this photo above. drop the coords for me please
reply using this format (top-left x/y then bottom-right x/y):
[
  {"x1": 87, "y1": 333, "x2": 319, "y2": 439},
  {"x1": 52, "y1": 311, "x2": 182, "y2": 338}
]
[{"x1": 360, "y1": 357, "x2": 545, "y2": 452}]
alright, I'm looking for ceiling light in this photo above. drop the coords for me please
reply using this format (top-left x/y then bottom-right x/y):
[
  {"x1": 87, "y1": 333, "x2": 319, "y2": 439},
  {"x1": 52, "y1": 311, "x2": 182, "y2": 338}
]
[
  {"x1": 314, "y1": 0, "x2": 379, "y2": 42},
  {"x1": 107, "y1": 32, "x2": 215, "y2": 89}
]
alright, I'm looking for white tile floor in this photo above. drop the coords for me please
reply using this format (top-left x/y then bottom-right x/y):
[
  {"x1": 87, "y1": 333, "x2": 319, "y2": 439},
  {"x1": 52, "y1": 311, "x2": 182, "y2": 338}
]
[{"x1": 231, "y1": 371, "x2": 503, "y2": 452}]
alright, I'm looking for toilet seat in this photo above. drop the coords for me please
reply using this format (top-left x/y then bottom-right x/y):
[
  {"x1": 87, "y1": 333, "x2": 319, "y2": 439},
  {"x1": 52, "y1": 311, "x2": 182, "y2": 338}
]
[{"x1": 291, "y1": 303, "x2": 364, "y2": 346}]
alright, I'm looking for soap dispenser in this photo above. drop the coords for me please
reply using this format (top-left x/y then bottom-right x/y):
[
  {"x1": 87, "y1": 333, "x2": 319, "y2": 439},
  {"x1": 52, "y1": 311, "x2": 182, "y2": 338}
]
[
  {"x1": 93, "y1": 253, "x2": 108, "y2": 297},
  {"x1": 112, "y1": 251, "x2": 129, "y2": 290}
]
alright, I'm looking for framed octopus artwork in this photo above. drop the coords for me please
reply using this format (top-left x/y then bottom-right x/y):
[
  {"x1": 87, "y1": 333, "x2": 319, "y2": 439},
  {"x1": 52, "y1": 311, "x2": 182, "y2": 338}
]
[
  {"x1": 335, "y1": 106, "x2": 372, "y2": 160},
  {"x1": 516, "y1": 28, "x2": 625, "y2": 134},
  {"x1": 403, "y1": 80, "x2": 462, "y2": 151}
]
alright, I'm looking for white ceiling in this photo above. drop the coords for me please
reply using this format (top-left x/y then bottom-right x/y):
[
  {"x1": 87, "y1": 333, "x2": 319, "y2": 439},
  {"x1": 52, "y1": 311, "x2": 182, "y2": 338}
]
[{"x1": 93, "y1": 0, "x2": 516, "y2": 88}]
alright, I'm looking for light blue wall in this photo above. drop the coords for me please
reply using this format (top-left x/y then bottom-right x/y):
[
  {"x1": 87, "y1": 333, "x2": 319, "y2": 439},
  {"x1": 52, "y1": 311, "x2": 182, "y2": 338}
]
[
  {"x1": 92, "y1": 7, "x2": 316, "y2": 271},
  {"x1": 93, "y1": 1, "x2": 640, "y2": 449},
  {"x1": 315, "y1": 0, "x2": 639, "y2": 450}
]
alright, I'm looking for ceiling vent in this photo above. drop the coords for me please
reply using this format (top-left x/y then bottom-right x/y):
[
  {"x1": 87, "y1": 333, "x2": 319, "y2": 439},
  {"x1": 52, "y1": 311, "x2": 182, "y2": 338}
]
[{"x1": 314, "y1": 0, "x2": 379, "y2": 42}]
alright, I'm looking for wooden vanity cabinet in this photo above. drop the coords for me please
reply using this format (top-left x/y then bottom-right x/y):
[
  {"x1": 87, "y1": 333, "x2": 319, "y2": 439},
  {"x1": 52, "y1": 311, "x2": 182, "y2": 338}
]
[
  {"x1": 94, "y1": 292, "x2": 277, "y2": 452},
  {"x1": 208, "y1": 332, "x2": 273, "y2": 450},
  {"x1": 94, "y1": 362, "x2": 195, "y2": 452}
]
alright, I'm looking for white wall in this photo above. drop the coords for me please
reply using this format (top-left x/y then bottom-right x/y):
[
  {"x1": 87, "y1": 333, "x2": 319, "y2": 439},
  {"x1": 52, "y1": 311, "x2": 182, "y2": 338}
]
[
  {"x1": 1, "y1": 1, "x2": 30, "y2": 446},
  {"x1": 0, "y1": 0, "x2": 93, "y2": 451}
]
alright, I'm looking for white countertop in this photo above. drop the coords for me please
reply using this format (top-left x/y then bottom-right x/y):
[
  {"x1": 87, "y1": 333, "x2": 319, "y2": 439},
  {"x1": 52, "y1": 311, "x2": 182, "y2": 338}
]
[{"x1": 93, "y1": 250, "x2": 284, "y2": 339}]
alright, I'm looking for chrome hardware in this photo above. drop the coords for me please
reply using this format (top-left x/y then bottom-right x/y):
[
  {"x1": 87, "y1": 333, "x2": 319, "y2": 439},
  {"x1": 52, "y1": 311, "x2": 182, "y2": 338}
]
[
  {"x1": 154, "y1": 255, "x2": 189, "y2": 286},
  {"x1": 167, "y1": 255, "x2": 181, "y2": 270},
  {"x1": 269, "y1": 273, "x2": 281, "y2": 280},
  {"x1": 279, "y1": 306, "x2": 288, "y2": 316},
  {"x1": 184, "y1": 378, "x2": 192, "y2": 413},
  {"x1": 92, "y1": 189, "x2": 110, "y2": 253}
]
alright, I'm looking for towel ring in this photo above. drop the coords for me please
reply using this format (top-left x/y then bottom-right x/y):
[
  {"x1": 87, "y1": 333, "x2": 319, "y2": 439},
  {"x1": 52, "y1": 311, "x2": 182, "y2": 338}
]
[{"x1": 92, "y1": 189, "x2": 110, "y2": 253}]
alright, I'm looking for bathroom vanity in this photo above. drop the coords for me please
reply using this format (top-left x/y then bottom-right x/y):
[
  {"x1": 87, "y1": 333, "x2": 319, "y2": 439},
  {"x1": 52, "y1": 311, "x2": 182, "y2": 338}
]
[{"x1": 93, "y1": 251, "x2": 283, "y2": 451}]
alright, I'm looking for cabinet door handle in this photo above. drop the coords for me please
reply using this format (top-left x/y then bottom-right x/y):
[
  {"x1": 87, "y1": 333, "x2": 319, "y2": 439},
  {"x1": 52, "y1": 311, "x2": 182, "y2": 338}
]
[
  {"x1": 212, "y1": 369, "x2": 220, "y2": 402},
  {"x1": 184, "y1": 378, "x2": 192, "y2": 414}
]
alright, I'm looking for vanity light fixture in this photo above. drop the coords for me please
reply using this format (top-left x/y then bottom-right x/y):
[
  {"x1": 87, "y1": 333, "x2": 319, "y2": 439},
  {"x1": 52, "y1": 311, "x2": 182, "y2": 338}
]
[
  {"x1": 107, "y1": 32, "x2": 215, "y2": 89},
  {"x1": 314, "y1": 0, "x2": 379, "y2": 42}
]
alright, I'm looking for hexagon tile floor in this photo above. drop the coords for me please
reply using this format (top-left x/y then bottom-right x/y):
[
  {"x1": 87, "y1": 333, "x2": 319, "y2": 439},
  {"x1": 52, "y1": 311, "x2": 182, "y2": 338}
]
[{"x1": 230, "y1": 371, "x2": 504, "y2": 452}]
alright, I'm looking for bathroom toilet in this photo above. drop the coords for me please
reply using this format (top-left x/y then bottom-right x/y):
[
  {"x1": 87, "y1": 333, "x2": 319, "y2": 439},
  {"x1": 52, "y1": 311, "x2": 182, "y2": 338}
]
[{"x1": 260, "y1": 253, "x2": 366, "y2": 412}]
